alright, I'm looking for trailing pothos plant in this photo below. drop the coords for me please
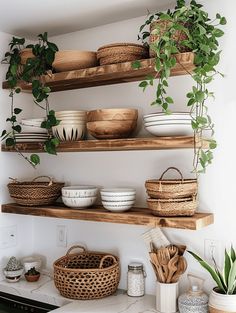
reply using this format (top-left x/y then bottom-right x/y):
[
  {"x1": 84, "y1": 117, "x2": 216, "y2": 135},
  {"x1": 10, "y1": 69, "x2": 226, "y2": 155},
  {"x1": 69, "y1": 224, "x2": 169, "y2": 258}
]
[
  {"x1": 1, "y1": 32, "x2": 60, "y2": 168},
  {"x1": 133, "y1": 0, "x2": 226, "y2": 174}
]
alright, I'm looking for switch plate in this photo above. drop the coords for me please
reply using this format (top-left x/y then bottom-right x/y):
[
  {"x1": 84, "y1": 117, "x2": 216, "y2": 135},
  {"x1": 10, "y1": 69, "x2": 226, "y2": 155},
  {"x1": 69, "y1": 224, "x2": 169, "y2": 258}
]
[
  {"x1": 0, "y1": 225, "x2": 17, "y2": 249},
  {"x1": 204, "y1": 239, "x2": 220, "y2": 266},
  {"x1": 56, "y1": 225, "x2": 67, "y2": 247}
]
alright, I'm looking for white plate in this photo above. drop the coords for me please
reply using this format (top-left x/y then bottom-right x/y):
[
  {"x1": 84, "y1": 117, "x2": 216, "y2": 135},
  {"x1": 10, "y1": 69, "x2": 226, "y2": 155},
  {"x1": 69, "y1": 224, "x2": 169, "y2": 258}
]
[
  {"x1": 144, "y1": 120, "x2": 192, "y2": 127},
  {"x1": 62, "y1": 186, "x2": 98, "y2": 198},
  {"x1": 62, "y1": 196, "x2": 97, "y2": 208},
  {"x1": 100, "y1": 188, "x2": 136, "y2": 196},
  {"x1": 143, "y1": 113, "x2": 191, "y2": 122},
  {"x1": 145, "y1": 124, "x2": 193, "y2": 136},
  {"x1": 20, "y1": 125, "x2": 47, "y2": 133}
]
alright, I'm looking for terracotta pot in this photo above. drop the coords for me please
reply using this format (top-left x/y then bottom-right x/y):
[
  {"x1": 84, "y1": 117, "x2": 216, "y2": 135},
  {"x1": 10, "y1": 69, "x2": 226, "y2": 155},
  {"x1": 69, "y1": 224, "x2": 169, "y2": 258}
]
[
  {"x1": 209, "y1": 288, "x2": 236, "y2": 313},
  {"x1": 20, "y1": 48, "x2": 34, "y2": 65},
  {"x1": 87, "y1": 108, "x2": 138, "y2": 122},
  {"x1": 25, "y1": 273, "x2": 40, "y2": 282}
]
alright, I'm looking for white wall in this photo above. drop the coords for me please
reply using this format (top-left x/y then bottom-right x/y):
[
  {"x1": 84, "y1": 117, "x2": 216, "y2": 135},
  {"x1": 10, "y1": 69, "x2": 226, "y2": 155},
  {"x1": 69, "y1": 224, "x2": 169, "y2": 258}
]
[
  {"x1": 1, "y1": 0, "x2": 235, "y2": 296},
  {"x1": 0, "y1": 31, "x2": 35, "y2": 277}
]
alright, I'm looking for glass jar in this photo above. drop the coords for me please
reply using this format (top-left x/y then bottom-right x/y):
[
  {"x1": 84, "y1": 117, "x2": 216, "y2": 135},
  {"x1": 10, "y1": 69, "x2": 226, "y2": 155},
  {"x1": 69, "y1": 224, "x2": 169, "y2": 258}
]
[{"x1": 127, "y1": 262, "x2": 146, "y2": 297}]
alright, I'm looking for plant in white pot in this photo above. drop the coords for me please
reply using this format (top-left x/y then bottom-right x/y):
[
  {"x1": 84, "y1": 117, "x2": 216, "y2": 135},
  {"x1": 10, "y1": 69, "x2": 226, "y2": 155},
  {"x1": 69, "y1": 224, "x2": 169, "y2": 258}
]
[{"x1": 189, "y1": 247, "x2": 236, "y2": 313}]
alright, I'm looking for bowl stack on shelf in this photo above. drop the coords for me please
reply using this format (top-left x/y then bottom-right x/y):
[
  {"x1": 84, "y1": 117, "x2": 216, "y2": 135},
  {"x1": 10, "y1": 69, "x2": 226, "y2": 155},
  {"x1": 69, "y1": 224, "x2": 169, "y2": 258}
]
[
  {"x1": 52, "y1": 111, "x2": 87, "y2": 141},
  {"x1": 143, "y1": 112, "x2": 193, "y2": 137},
  {"x1": 145, "y1": 167, "x2": 198, "y2": 217},
  {"x1": 62, "y1": 186, "x2": 98, "y2": 208},
  {"x1": 100, "y1": 188, "x2": 136, "y2": 212},
  {"x1": 16, "y1": 118, "x2": 48, "y2": 142},
  {"x1": 87, "y1": 108, "x2": 138, "y2": 139}
]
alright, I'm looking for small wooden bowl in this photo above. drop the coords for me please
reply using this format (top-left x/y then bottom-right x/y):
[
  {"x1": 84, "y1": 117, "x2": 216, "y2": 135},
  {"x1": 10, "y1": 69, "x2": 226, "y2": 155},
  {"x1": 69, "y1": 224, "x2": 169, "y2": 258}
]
[
  {"x1": 87, "y1": 108, "x2": 138, "y2": 122},
  {"x1": 25, "y1": 273, "x2": 40, "y2": 282},
  {"x1": 87, "y1": 120, "x2": 137, "y2": 139},
  {"x1": 20, "y1": 48, "x2": 35, "y2": 65},
  {"x1": 53, "y1": 50, "x2": 97, "y2": 72}
]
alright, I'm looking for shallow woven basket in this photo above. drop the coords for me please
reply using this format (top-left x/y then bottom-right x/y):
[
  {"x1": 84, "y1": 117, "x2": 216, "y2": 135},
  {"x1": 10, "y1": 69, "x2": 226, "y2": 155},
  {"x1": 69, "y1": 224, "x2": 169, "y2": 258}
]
[
  {"x1": 149, "y1": 20, "x2": 190, "y2": 58},
  {"x1": 147, "y1": 196, "x2": 197, "y2": 217},
  {"x1": 145, "y1": 167, "x2": 197, "y2": 199},
  {"x1": 54, "y1": 245, "x2": 120, "y2": 300},
  {"x1": 8, "y1": 176, "x2": 64, "y2": 206},
  {"x1": 97, "y1": 43, "x2": 148, "y2": 65}
]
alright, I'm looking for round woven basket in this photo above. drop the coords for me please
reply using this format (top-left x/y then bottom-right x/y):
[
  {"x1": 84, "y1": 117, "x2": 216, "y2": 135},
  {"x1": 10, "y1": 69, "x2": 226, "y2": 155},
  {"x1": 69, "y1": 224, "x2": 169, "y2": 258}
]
[
  {"x1": 145, "y1": 167, "x2": 197, "y2": 199},
  {"x1": 54, "y1": 245, "x2": 120, "y2": 300},
  {"x1": 147, "y1": 196, "x2": 197, "y2": 217},
  {"x1": 149, "y1": 20, "x2": 190, "y2": 58},
  {"x1": 97, "y1": 43, "x2": 148, "y2": 65},
  {"x1": 8, "y1": 176, "x2": 64, "y2": 206}
]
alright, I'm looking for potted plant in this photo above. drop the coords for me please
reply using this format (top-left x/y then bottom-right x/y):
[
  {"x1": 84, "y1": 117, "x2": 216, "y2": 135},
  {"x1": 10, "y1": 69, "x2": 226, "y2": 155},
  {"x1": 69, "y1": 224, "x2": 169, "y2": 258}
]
[
  {"x1": 189, "y1": 247, "x2": 236, "y2": 313},
  {"x1": 133, "y1": 0, "x2": 226, "y2": 174},
  {"x1": 24, "y1": 267, "x2": 40, "y2": 282},
  {"x1": 1, "y1": 33, "x2": 60, "y2": 168}
]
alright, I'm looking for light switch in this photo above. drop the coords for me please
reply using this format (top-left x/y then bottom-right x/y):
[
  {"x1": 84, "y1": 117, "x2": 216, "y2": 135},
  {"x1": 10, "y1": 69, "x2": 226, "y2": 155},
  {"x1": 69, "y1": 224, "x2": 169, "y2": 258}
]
[{"x1": 0, "y1": 225, "x2": 17, "y2": 249}]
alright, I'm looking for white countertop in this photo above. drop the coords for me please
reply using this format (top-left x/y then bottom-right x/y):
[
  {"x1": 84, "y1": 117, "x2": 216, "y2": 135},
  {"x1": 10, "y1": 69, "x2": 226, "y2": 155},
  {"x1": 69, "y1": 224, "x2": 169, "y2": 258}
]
[{"x1": 0, "y1": 273, "x2": 156, "y2": 313}]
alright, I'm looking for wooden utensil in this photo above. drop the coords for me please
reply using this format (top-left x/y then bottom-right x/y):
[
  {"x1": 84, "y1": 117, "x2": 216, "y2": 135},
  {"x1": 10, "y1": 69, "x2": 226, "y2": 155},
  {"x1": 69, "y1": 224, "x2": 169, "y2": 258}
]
[
  {"x1": 176, "y1": 244, "x2": 187, "y2": 256},
  {"x1": 157, "y1": 247, "x2": 170, "y2": 280},
  {"x1": 171, "y1": 256, "x2": 187, "y2": 283},
  {"x1": 149, "y1": 252, "x2": 165, "y2": 283},
  {"x1": 167, "y1": 245, "x2": 178, "y2": 258},
  {"x1": 166, "y1": 255, "x2": 179, "y2": 283}
]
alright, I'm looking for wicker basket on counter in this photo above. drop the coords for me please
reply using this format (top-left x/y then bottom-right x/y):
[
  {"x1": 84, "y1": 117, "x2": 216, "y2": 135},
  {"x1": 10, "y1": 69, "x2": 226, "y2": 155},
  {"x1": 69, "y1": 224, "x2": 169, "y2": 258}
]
[
  {"x1": 7, "y1": 176, "x2": 64, "y2": 206},
  {"x1": 54, "y1": 245, "x2": 120, "y2": 300},
  {"x1": 147, "y1": 196, "x2": 197, "y2": 217},
  {"x1": 145, "y1": 167, "x2": 198, "y2": 199}
]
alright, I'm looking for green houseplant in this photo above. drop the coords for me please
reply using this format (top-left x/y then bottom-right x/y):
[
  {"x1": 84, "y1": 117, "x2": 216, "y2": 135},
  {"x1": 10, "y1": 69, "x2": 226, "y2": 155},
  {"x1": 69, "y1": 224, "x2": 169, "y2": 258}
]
[
  {"x1": 1, "y1": 33, "x2": 60, "y2": 167},
  {"x1": 133, "y1": 0, "x2": 226, "y2": 174},
  {"x1": 189, "y1": 248, "x2": 236, "y2": 313}
]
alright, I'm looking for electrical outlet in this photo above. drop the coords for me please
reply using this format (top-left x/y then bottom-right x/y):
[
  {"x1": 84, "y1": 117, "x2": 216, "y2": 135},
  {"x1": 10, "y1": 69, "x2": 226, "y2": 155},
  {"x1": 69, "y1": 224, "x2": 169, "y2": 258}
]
[
  {"x1": 0, "y1": 225, "x2": 17, "y2": 249},
  {"x1": 204, "y1": 239, "x2": 220, "y2": 265},
  {"x1": 56, "y1": 225, "x2": 67, "y2": 247}
]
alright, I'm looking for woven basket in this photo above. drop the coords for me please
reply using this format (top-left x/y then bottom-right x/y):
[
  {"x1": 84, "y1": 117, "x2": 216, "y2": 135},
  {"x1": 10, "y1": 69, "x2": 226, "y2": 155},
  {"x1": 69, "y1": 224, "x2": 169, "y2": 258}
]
[
  {"x1": 145, "y1": 167, "x2": 197, "y2": 199},
  {"x1": 54, "y1": 245, "x2": 120, "y2": 300},
  {"x1": 97, "y1": 43, "x2": 148, "y2": 65},
  {"x1": 147, "y1": 197, "x2": 197, "y2": 217},
  {"x1": 8, "y1": 176, "x2": 64, "y2": 206},
  {"x1": 149, "y1": 20, "x2": 190, "y2": 58}
]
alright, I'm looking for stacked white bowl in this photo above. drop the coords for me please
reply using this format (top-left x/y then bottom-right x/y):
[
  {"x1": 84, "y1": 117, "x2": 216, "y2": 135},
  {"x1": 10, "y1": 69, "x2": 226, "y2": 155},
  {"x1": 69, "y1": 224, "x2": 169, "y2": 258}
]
[
  {"x1": 143, "y1": 112, "x2": 193, "y2": 136},
  {"x1": 62, "y1": 186, "x2": 98, "y2": 208},
  {"x1": 101, "y1": 188, "x2": 136, "y2": 212},
  {"x1": 52, "y1": 111, "x2": 87, "y2": 141}
]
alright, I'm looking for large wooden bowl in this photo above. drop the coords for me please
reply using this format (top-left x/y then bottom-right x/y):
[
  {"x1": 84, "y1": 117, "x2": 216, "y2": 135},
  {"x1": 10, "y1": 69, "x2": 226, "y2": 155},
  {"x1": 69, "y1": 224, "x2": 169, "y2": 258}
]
[
  {"x1": 20, "y1": 48, "x2": 35, "y2": 65},
  {"x1": 87, "y1": 120, "x2": 137, "y2": 139},
  {"x1": 87, "y1": 108, "x2": 138, "y2": 122},
  {"x1": 53, "y1": 50, "x2": 97, "y2": 72}
]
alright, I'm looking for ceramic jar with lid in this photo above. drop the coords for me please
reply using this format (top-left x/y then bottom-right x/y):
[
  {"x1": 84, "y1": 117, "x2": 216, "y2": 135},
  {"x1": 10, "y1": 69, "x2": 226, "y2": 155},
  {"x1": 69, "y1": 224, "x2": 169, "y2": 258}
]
[
  {"x1": 178, "y1": 274, "x2": 208, "y2": 313},
  {"x1": 127, "y1": 262, "x2": 146, "y2": 297}
]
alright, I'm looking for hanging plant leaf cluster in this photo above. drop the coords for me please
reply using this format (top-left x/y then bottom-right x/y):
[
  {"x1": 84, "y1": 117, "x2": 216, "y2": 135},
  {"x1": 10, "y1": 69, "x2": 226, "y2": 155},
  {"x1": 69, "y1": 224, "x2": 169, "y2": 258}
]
[
  {"x1": 133, "y1": 0, "x2": 226, "y2": 173},
  {"x1": 1, "y1": 33, "x2": 60, "y2": 167}
]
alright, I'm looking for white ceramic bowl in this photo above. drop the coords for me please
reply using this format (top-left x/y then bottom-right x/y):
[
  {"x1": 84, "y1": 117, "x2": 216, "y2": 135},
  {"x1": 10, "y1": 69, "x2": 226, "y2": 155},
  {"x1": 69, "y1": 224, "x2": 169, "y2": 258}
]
[
  {"x1": 62, "y1": 196, "x2": 97, "y2": 208},
  {"x1": 102, "y1": 200, "x2": 135, "y2": 212},
  {"x1": 144, "y1": 120, "x2": 192, "y2": 127},
  {"x1": 21, "y1": 118, "x2": 45, "y2": 125},
  {"x1": 143, "y1": 113, "x2": 191, "y2": 123},
  {"x1": 145, "y1": 124, "x2": 193, "y2": 136},
  {"x1": 22, "y1": 257, "x2": 42, "y2": 272},
  {"x1": 4, "y1": 268, "x2": 24, "y2": 283},
  {"x1": 52, "y1": 124, "x2": 86, "y2": 141},
  {"x1": 101, "y1": 194, "x2": 136, "y2": 201},
  {"x1": 62, "y1": 186, "x2": 98, "y2": 198},
  {"x1": 20, "y1": 125, "x2": 47, "y2": 133},
  {"x1": 100, "y1": 188, "x2": 136, "y2": 196}
]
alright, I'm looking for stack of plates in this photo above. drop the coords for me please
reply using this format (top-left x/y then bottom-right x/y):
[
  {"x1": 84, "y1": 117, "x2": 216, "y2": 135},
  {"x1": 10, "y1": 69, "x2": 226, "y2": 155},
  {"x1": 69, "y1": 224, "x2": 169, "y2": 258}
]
[
  {"x1": 52, "y1": 111, "x2": 87, "y2": 141},
  {"x1": 15, "y1": 133, "x2": 48, "y2": 142},
  {"x1": 16, "y1": 118, "x2": 48, "y2": 142},
  {"x1": 62, "y1": 186, "x2": 98, "y2": 208},
  {"x1": 100, "y1": 188, "x2": 136, "y2": 212},
  {"x1": 143, "y1": 112, "x2": 193, "y2": 136}
]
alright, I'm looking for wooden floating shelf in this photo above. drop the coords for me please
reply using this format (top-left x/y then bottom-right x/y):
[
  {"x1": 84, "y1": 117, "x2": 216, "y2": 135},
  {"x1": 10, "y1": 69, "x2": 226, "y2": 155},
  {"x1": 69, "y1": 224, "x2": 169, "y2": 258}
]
[
  {"x1": 1, "y1": 136, "x2": 208, "y2": 153},
  {"x1": 1, "y1": 203, "x2": 213, "y2": 230},
  {"x1": 2, "y1": 52, "x2": 195, "y2": 92}
]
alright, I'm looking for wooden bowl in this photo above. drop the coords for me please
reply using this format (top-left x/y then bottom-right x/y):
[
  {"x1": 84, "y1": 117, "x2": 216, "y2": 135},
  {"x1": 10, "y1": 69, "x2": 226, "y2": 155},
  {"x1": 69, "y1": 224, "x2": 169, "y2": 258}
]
[
  {"x1": 87, "y1": 108, "x2": 138, "y2": 122},
  {"x1": 53, "y1": 50, "x2": 97, "y2": 72},
  {"x1": 20, "y1": 48, "x2": 35, "y2": 65},
  {"x1": 87, "y1": 120, "x2": 137, "y2": 139}
]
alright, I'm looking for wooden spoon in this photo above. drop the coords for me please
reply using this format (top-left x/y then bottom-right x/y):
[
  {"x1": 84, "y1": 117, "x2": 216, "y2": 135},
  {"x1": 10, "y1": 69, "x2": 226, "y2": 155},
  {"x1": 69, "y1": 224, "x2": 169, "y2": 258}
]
[
  {"x1": 157, "y1": 247, "x2": 170, "y2": 281},
  {"x1": 166, "y1": 255, "x2": 179, "y2": 283},
  {"x1": 171, "y1": 256, "x2": 187, "y2": 283},
  {"x1": 149, "y1": 252, "x2": 165, "y2": 283}
]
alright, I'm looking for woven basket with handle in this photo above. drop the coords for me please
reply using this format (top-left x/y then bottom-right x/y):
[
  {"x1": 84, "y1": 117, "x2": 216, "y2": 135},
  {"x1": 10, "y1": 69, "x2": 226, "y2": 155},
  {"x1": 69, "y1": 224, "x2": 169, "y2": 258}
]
[
  {"x1": 7, "y1": 176, "x2": 64, "y2": 206},
  {"x1": 145, "y1": 167, "x2": 198, "y2": 199},
  {"x1": 54, "y1": 245, "x2": 120, "y2": 300}
]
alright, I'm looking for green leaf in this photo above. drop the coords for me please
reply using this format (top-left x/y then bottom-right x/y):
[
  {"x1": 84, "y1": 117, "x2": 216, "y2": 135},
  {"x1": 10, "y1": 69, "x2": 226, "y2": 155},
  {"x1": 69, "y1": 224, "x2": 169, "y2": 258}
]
[
  {"x1": 15, "y1": 88, "x2": 21, "y2": 94},
  {"x1": 6, "y1": 137, "x2": 15, "y2": 146},
  {"x1": 139, "y1": 81, "x2": 148, "y2": 91},
  {"x1": 165, "y1": 96, "x2": 174, "y2": 104},
  {"x1": 209, "y1": 140, "x2": 217, "y2": 149},
  {"x1": 228, "y1": 260, "x2": 236, "y2": 294},
  {"x1": 231, "y1": 246, "x2": 236, "y2": 262},
  {"x1": 1, "y1": 130, "x2": 7, "y2": 137},
  {"x1": 224, "y1": 250, "x2": 232, "y2": 287},
  {"x1": 30, "y1": 154, "x2": 40, "y2": 165},
  {"x1": 196, "y1": 116, "x2": 208, "y2": 125},
  {"x1": 12, "y1": 125, "x2": 22, "y2": 133},
  {"x1": 220, "y1": 17, "x2": 227, "y2": 25},
  {"x1": 14, "y1": 108, "x2": 22, "y2": 114},
  {"x1": 132, "y1": 60, "x2": 141, "y2": 69}
]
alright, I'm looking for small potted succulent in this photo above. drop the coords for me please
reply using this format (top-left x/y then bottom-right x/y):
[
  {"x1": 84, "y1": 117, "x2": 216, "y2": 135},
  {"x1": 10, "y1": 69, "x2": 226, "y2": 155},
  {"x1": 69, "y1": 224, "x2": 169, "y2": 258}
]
[
  {"x1": 189, "y1": 247, "x2": 236, "y2": 313},
  {"x1": 24, "y1": 267, "x2": 40, "y2": 282},
  {"x1": 3, "y1": 256, "x2": 24, "y2": 283}
]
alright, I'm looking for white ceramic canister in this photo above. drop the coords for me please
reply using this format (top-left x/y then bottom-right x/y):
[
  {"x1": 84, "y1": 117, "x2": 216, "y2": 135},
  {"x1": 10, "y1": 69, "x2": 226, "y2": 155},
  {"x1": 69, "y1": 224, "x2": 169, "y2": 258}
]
[
  {"x1": 127, "y1": 262, "x2": 146, "y2": 297},
  {"x1": 209, "y1": 289, "x2": 236, "y2": 313},
  {"x1": 156, "y1": 281, "x2": 179, "y2": 313}
]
